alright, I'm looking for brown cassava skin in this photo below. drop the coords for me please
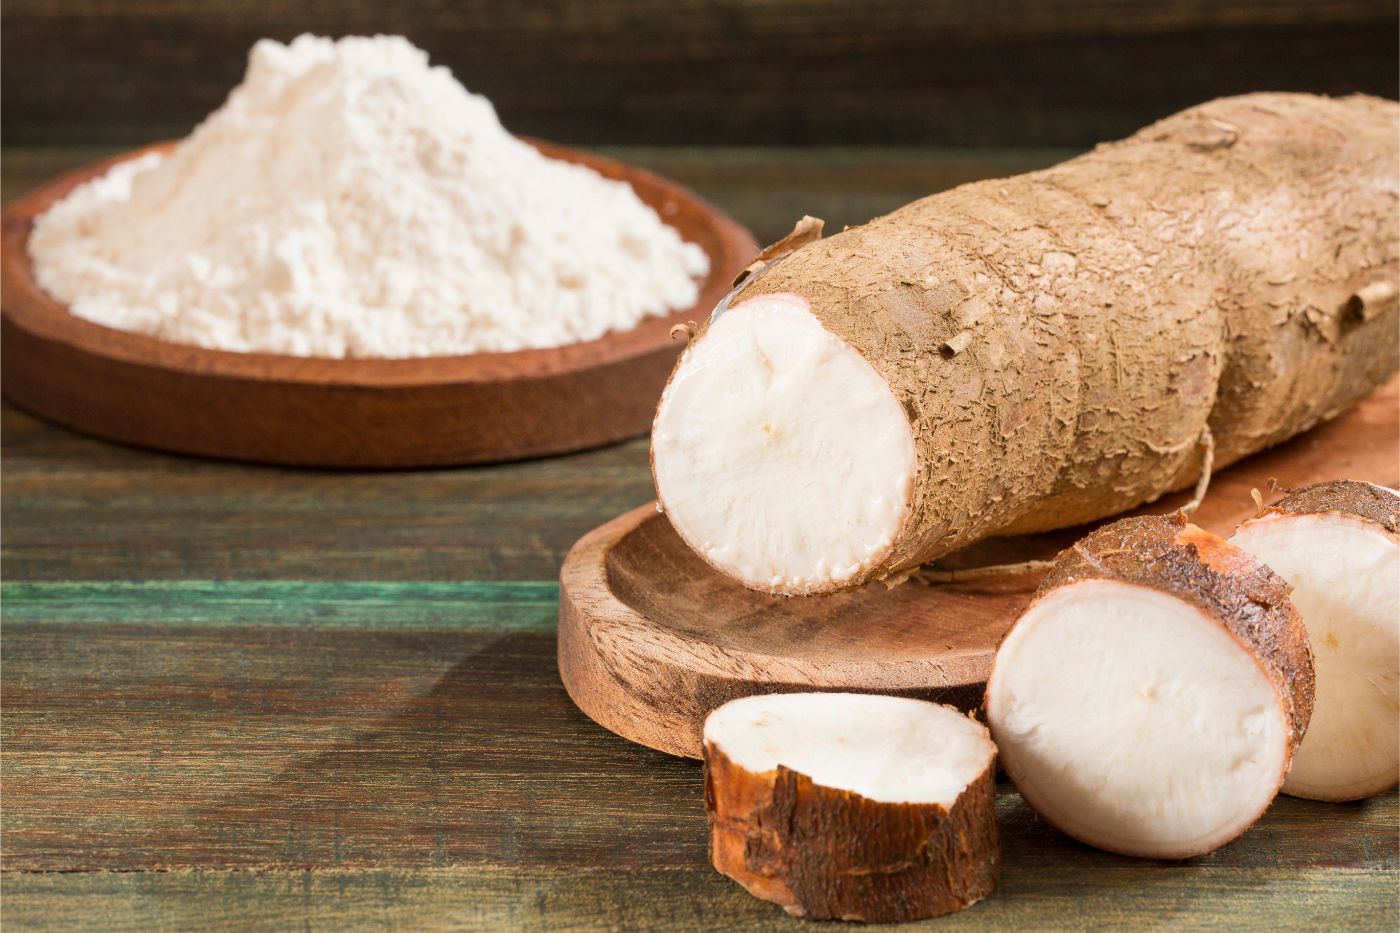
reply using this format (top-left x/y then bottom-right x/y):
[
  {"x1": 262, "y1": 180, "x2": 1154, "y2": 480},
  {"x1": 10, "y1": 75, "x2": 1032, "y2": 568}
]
[
  {"x1": 1259, "y1": 479, "x2": 1400, "y2": 533},
  {"x1": 704, "y1": 742, "x2": 998, "y2": 922},
  {"x1": 722, "y1": 93, "x2": 1399, "y2": 592},
  {"x1": 988, "y1": 515, "x2": 1316, "y2": 858}
]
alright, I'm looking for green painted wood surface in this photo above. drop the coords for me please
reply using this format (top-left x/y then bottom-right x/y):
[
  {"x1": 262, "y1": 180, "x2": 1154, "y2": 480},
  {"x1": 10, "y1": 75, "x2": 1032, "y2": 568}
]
[
  {"x1": 0, "y1": 581, "x2": 559, "y2": 630},
  {"x1": 3, "y1": 146, "x2": 1399, "y2": 930}
]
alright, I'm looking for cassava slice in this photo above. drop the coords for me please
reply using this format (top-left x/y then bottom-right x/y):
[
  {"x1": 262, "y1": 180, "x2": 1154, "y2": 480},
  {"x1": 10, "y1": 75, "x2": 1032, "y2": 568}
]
[
  {"x1": 703, "y1": 692, "x2": 998, "y2": 922},
  {"x1": 652, "y1": 92, "x2": 1398, "y2": 595},
  {"x1": 1229, "y1": 480, "x2": 1400, "y2": 802},
  {"x1": 984, "y1": 515, "x2": 1313, "y2": 859}
]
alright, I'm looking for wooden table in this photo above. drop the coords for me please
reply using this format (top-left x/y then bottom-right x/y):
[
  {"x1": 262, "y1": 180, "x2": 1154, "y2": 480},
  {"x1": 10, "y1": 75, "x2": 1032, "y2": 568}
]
[{"x1": 3, "y1": 147, "x2": 1397, "y2": 931}]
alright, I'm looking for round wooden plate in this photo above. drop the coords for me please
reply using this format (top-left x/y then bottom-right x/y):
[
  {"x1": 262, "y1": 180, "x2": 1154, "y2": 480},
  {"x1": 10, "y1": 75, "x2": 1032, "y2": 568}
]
[
  {"x1": 558, "y1": 379, "x2": 1399, "y2": 758},
  {"x1": 0, "y1": 141, "x2": 757, "y2": 467}
]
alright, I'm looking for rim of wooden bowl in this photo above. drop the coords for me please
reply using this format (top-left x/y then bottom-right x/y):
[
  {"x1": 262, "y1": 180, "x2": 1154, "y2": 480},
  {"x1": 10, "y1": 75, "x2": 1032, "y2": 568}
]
[{"x1": 1, "y1": 138, "x2": 757, "y2": 389}]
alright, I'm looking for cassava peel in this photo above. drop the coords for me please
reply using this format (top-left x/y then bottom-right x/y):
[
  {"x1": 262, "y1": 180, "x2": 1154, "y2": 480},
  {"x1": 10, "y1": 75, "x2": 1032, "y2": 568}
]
[
  {"x1": 703, "y1": 693, "x2": 998, "y2": 922},
  {"x1": 652, "y1": 92, "x2": 1399, "y2": 595}
]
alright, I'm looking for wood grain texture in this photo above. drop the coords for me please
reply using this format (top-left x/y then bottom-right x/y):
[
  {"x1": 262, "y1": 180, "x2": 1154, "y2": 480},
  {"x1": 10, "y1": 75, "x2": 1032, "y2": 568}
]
[
  {"x1": 0, "y1": 403, "x2": 658, "y2": 583},
  {"x1": 559, "y1": 505, "x2": 1011, "y2": 758},
  {"x1": 3, "y1": 582, "x2": 1396, "y2": 924},
  {"x1": 0, "y1": 581, "x2": 560, "y2": 629},
  {"x1": 3, "y1": 145, "x2": 1397, "y2": 929},
  {"x1": 1, "y1": 583, "x2": 1395, "y2": 891},
  {"x1": 2, "y1": 620, "x2": 701, "y2": 872},
  {"x1": 5, "y1": 866, "x2": 1398, "y2": 932},
  {"x1": 559, "y1": 380, "x2": 1399, "y2": 758},
  {"x1": 0, "y1": 142, "x2": 756, "y2": 467},
  {"x1": 3, "y1": 1, "x2": 1396, "y2": 147}
]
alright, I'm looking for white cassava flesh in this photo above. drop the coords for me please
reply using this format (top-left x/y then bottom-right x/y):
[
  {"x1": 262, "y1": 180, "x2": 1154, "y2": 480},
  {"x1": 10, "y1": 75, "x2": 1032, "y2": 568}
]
[
  {"x1": 703, "y1": 693, "x2": 998, "y2": 922},
  {"x1": 1229, "y1": 481, "x2": 1400, "y2": 802},
  {"x1": 987, "y1": 582, "x2": 1286, "y2": 856},
  {"x1": 652, "y1": 295, "x2": 915, "y2": 594},
  {"x1": 985, "y1": 516, "x2": 1313, "y2": 859},
  {"x1": 705, "y1": 692, "x2": 992, "y2": 806}
]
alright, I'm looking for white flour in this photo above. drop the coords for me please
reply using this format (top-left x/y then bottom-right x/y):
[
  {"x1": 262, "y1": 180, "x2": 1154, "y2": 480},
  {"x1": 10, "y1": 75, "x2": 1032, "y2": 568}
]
[{"x1": 29, "y1": 35, "x2": 710, "y2": 358}]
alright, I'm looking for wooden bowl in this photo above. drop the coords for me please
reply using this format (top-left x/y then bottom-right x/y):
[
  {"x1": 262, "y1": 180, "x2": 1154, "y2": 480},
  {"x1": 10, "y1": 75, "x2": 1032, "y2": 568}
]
[{"x1": 0, "y1": 141, "x2": 757, "y2": 467}]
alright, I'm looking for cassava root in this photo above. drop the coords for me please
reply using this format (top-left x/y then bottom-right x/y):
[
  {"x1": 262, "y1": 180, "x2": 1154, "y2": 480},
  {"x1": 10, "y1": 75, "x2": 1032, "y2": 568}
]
[{"x1": 652, "y1": 93, "x2": 1398, "y2": 595}]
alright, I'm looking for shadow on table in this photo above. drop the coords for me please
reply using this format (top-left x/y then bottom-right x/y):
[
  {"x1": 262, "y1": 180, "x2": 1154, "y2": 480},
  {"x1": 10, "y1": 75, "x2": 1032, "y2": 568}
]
[
  {"x1": 192, "y1": 628, "x2": 707, "y2": 869},
  {"x1": 191, "y1": 625, "x2": 1395, "y2": 911}
]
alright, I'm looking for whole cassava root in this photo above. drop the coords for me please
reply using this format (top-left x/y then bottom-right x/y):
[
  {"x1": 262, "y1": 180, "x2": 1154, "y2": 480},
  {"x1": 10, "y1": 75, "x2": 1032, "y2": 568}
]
[
  {"x1": 1230, "y1": 480, "x2": 1400, "y2": 802},
  {"x1": 652, "y1": 92, "x2": 1399, "y2": 596},
  {"x1": 985, "y1": 514, "x2": 1314, "y2": 859},
  {"x1": 703, "y1": 693, "x2": 999, "y2": 922}
]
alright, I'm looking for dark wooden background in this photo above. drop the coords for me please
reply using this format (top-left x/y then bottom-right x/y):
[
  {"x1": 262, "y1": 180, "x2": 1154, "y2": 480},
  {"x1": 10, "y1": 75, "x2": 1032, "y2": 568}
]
[{"x1": 3, "y1": 0, "x2": 1397, "y2": 148}]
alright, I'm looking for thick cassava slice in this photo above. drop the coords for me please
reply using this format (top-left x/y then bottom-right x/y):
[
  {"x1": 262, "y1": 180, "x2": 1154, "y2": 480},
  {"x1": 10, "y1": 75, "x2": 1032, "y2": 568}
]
[
  {"x1": 984, "y1": 516, "x2": 1313, "y2": 859},
  {"x1": 703, "y1": 692, "x2": 998, "y2": 922},
  {"x1": 652, "y1": 92, "x2": 1398, "y2": 595},
  {"x1": 1230, "y1": 481, "x2": 1400, "y2": 802}
]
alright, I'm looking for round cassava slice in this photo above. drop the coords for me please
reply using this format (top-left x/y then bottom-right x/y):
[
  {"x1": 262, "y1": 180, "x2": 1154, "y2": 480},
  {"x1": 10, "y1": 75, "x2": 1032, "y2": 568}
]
[
  {"x1": 702, "y1": 692, "x2": 998, "y2": 922},
  {"x1": 985, "y1": 515, "x2": 1314, "y2": 859},
  {"x1": 1230, "y1": 480, "x2": 1400, "y2": 802}
]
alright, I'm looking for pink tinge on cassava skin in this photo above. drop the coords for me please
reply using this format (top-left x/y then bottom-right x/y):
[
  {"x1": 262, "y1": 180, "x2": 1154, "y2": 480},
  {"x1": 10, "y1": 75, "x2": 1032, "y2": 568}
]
[
  {"x1": 652, "y1": 92, "x2": 1398, "y2": 597},
  {"x1": 984, "y1": 516, "x2": 1314, "y2": 860},
  {"x1": 1230, "y1": 481, "x2": 1400, "y2": 802}
]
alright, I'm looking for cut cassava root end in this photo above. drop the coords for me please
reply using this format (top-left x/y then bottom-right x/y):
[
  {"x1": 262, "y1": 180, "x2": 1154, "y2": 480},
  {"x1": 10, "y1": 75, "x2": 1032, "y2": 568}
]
[
  {"x1": 1230, "y1": 480, "x2": 1400, "y2": 802},
  {"x1": 703, "y1": 693, "x2": 998, "y2": 922},
  {"x1": 652, "y1": 293, "x2": 915, "y2": 594},
  {"x1": 985, "y1": 515, "x2": 1314, "y2": 860}
]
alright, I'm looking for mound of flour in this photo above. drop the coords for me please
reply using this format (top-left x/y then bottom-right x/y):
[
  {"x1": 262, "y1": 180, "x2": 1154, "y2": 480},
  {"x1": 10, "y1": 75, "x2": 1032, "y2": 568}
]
[{"x1": 29, "y1": 35, "x2": 709, "y2": 358}]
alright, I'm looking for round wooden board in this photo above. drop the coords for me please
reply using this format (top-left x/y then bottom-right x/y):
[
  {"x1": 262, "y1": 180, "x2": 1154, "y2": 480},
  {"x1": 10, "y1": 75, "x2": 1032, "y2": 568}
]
[
  {"x1": 0, "y1": 141, "x2": 757, "y2": 468},
  {"x1": 559, "y1": 379, "x2": 1400, "y2": 758}
]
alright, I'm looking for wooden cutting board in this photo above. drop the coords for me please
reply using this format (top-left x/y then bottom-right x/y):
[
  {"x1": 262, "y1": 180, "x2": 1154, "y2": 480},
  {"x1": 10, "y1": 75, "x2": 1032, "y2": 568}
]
[
  {"x1": 0, "y1": 141, "x2": 756, "y2": 468},
  {"x1": 558, "y1": 379, "x2": 1399, "y2": 758}
]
